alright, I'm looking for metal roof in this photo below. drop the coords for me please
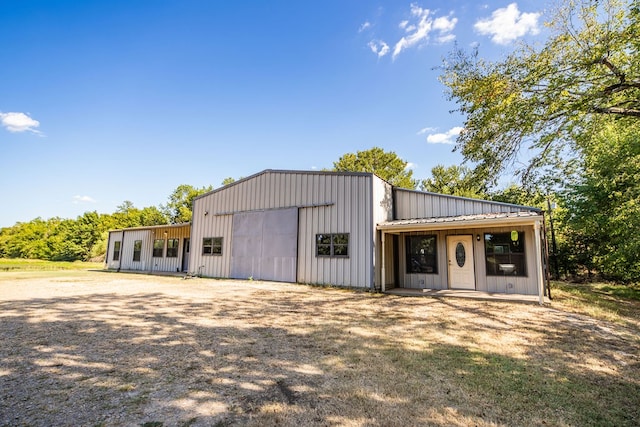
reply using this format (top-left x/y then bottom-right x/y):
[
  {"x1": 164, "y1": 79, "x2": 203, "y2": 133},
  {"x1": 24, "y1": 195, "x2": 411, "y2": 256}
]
[{"x1": 377, "y1": 211, "x2": 542, "y2": 231}]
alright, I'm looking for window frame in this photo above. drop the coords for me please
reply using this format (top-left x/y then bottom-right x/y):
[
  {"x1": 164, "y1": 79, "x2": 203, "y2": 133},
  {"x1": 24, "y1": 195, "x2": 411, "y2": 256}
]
[
  {"x1": 484, "y1": 232, "x2": 527, "y2": 277},
  {"x1": 133, "y1": 240, "x2": 142, "y2": 262},
  {"x1": 315, "y1": 233, "x2": 349, "y2": 258},
  {"x1": 166, "y1": 238, "x2": 179, "y2": 258},
  {"x1": 203, "y1": 237, "x2": 223, "y2": 256},
  {"x1": 405, "y1": 234, "x2": 438, "y2": 274},
  {"x1": 153, "y1": 239, "x2": 165, "y2": 258},
  {"x1": 113, "y1": 241, "x2": 121, "y2": 261}
]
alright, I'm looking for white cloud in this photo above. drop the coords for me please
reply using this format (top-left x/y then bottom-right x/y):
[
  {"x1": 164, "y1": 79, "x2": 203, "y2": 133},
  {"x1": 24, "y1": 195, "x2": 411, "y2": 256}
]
[
  {"x1": 359, "y1": 21, "x2": 371, "y2": 32},
  {"x1": 368, "y1": 40, "x2": 390, "y2": 58},
  {"x1": 426, "y1": 127, "x2": 464, "y2": 144},
  {"x1": 474, "y1": 3, "x2": 540, "y2": 45},
  {"x1": 73, "y1": 195, "x2": 97, "y2": 204},
  {"x1": 0, "y1": 112, "x2": 42, "y2": 135},
  {"x1": 392, "y1": 5, "x2": 457, "y2": 59},
  {"x1": 417, "y1": 126, "x2": 436, "y2": 135},
  {"x1": 405, "y1": 162, "x2": 417, "y2": 170}
]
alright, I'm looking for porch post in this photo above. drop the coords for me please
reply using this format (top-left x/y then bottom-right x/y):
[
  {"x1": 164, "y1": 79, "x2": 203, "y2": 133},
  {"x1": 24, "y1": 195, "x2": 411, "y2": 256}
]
[
  {"x1": 381, "y1": 230, "x2": 386, "y2": 292},
  {"x1": 534, "y1": 220, "x2": 545, "y2": 304}
]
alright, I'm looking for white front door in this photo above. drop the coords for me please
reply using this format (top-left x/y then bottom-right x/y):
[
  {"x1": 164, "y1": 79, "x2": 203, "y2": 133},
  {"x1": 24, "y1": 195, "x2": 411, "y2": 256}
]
[{"x1": 447, "y1": 235, "x2": 475, "y2": 290}]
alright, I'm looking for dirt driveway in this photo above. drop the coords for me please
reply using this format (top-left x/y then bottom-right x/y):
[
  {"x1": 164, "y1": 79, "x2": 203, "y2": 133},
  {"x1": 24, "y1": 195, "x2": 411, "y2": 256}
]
[{"x1": 1, "y1": 271, "x2": 639, "y2": 426}]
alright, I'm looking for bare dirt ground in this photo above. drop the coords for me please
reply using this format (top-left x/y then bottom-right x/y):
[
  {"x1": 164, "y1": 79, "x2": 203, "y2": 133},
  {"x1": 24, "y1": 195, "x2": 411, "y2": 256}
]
[{"x1": 1, "y1": 271, "x2": 639, "y2": 427}]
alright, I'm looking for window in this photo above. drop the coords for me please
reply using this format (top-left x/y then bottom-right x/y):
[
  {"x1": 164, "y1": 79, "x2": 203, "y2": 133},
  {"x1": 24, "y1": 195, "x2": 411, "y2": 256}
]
[
  {"x1": 113, "y1": 241, "x2": 121, "y2": 261},
  {"x1": 406, "y1": 235, "x2": 438, "y2": 274},
  {"x1": 153, "y1": 239, "x2": 165, "y2": 257},
  {"x1": 316, "y1": 233, "x2": 349, "y2": 257},
  {"x1": 485, "y1": 232, "x2": 527, "y2": 276},
  {"x1": 166, "y1": 238, "x2": 179, "y2": 258},
  {"x1": 203, "y1": 237, "x2": 223, "y2": 255},
  {"x1": 133, "y1": 240, "x2": 142, "y2": 262}
]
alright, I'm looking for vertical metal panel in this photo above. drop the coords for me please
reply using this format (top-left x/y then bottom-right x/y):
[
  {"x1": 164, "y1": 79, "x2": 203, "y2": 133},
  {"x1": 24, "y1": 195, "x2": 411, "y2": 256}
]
[
  {"x1": 394, "y1": 189, "x2": 536, "y2": 220},
  {"x1": 106, "y1": 231, "x2": 124, "y2": 270},
  {"x1": 230, "y1": 208, "x2": 298, "y2": 282},
  {"x1": 117, "y1": 230, "x2": 151, "y2": 271}
]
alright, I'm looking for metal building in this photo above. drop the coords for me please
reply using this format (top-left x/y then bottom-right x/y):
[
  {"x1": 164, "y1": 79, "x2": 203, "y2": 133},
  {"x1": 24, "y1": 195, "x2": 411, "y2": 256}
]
[
  {"x1": 106, "y1": 169, "x2": 546, "y2": 301},
  {"x1": 106, "y1": 223, "x2": 191, "y2": 274}
]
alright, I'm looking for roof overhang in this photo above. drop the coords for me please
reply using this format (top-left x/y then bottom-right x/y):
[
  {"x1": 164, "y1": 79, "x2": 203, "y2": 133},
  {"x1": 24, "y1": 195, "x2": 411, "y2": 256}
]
[{"x1": 377, "y1": 211, "x2": 543, "y2": 234}]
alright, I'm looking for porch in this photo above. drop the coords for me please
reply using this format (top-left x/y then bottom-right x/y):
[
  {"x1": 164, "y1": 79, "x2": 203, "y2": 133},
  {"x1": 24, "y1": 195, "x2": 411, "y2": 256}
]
[{"x1": 384, "y1": 286, "x2": 550, "y2": 304}]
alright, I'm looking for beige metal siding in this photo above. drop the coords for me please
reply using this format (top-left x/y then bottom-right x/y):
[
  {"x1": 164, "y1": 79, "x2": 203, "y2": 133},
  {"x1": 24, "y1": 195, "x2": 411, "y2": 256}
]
[
  {"x1": 147, "y1": 226, "x2": 190, "y2": 273},
  {"x1": 119, "y1": 229, "x2": 152, "y2": 271},
  {"x1": 372, "y1": 176, "x2": 394, "y2": 289},
  {"x1": 106, "y1": 231, "x2": 124, "y2": 270},
  {"x1": 107, "y1": 225, "x2": 190, "y2": 273},
  {"x1": 192, "y1": 171, "x2": 375, "y2": 287},
  {"x1": 394, "y1": 190, "x2": 534, "y2": 219}
]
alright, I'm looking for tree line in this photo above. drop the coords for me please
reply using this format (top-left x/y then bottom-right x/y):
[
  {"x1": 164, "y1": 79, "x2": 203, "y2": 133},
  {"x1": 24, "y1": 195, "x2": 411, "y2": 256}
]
[{"x1": 0, "y1": 185, "x2": 212, "y2": 263}]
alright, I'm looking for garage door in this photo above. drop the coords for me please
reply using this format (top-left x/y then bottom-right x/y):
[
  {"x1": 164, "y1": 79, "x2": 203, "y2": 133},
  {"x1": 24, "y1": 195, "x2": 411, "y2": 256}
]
[{"x1": 230, "y1": 208, "x2": 298, "y2": 282}]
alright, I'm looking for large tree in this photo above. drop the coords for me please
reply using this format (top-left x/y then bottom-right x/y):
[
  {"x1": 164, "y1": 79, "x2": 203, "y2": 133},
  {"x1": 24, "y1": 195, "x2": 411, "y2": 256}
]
[
  {"x1": 332, "y1": 147, "x2": 417, "y2": 189},
  {"x1": 563, "y1": 120, "x2": 640, "y2": 281},
  {"x1": 440, "y1": 0, "x2": 639, "y2": 184},
  {"x1": 161, "y1": 184, "x2": 213, "y2": 224},
  {"x1": 420, "y1": 164, "x2": 487, "y2": 198}
]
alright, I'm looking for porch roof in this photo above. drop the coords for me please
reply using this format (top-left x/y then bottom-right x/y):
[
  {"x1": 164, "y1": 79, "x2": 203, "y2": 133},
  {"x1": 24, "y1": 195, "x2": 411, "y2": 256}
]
[{"x1": 377, "y1": 211, "x2": 542, "y2": 233}]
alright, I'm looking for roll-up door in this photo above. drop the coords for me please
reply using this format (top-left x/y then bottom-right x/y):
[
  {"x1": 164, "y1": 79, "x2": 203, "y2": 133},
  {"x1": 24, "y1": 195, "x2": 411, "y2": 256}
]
[{"x1": 230, "y1": 208, "x2": 298, "y2": 282}]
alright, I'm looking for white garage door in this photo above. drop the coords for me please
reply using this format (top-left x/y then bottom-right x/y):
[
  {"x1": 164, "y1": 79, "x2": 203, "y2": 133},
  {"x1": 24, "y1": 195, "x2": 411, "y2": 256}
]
[{"x1": 230, "y1": 208, "x2": 298, "y2": 282}]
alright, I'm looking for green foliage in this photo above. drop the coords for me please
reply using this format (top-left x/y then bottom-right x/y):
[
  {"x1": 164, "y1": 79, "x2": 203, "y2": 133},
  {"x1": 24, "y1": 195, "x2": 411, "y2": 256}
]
[
  {"x1": 563, "y1": 119, "x2": 640, "y2": 282},
  {"x1": 332, "y1": 146, "x2": 417, "y2": 189},
  {"x1": 420, "y1": 164, "x2": 487, "y2": 198},
  {"x1": 440, "y1": 0, "x2": 639, "y2": 184},
  {"x1": 161, "y1": 184, "x2": 213, "y2": 224},
  {"x1": 221, "y1": 177, "x2": 236, "y2": 186}
]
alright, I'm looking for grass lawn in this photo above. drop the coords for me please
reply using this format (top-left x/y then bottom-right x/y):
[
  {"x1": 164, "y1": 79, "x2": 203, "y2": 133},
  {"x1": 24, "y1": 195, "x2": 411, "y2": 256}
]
[
  {"x1": 0, "y1": 258, "x2": 103, "y2": 272},
  {"x1": 0, "y1": 270, "x2": 638, "y2": 426}
]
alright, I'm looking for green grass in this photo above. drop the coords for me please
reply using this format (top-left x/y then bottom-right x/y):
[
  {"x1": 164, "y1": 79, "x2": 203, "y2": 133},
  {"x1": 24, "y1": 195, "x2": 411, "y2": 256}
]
[
  {"x1": 551, "y1": 281, "x2": 640, "y2": 329},
  {"x1": 0, "y1": 258, "x2": 104, "y2": 272}
]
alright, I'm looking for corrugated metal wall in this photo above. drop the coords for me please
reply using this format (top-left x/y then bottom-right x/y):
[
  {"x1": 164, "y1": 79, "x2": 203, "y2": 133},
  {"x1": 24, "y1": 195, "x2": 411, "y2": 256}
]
[
  {"x1": 394, "y1": 189, "x2": 534, "y2": 219},
  {"x1": 118, "y1": 229, "x2": 152, "y2": 271},
  {"x1": 106, "y1": 231, "x2": 124, "y2": 270},
  {"x1": 191, "y1": 171, "x2": 378, "y2": 288},
  {"x1": 107, "y1": 225, "x2": 190, "y2": 273}
]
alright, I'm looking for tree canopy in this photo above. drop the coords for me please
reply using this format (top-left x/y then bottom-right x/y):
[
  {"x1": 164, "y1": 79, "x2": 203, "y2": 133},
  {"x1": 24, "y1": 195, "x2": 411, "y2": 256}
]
[
  {"x1": 420, "y1": 164, "x2": 487, "y2": 198},
  {"x1": 332, "y1": 146, "x2": 417, "y2": 189},
  {"x1": 161, "y1": 184, "x2": 213, "y2": 224},
  {"x1": 440, "y1": 0, "x2": 639, "y2": 184}
]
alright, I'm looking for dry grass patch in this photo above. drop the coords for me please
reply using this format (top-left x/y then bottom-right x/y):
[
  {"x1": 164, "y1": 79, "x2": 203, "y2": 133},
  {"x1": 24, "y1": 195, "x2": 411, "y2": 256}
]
[{"x1": 0, "y1": 271, "x2": 639, "y2": 426}]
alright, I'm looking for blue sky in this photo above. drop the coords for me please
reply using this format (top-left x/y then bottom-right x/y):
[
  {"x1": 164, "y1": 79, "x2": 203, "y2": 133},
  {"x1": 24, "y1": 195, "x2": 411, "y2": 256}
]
[{"x1": 0, "y1": 0, "x2": 547, "y2": 227}]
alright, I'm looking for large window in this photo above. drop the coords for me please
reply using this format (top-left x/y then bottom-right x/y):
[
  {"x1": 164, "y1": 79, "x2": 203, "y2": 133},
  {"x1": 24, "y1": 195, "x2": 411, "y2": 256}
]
[
  {"x1": 406, "y1": 235, "x2": 438, "y2": 274},
  {"x1": 203, "y1": 237, "x2": 223, "y2": 255},
  {"x1": 133, "y1": 240, "x2": 142, "y2": 262},
  {"x1": 113, "y1": 241, "x2": 121, "y2": 261},
  {"x1": 485, "y1": 232, "x2": 527, "y2": 276},
  {"x1": 166, "y1": 238, "x2": 179, "y2": 258},
  {"x1": 153, "y1": 239, "x2": 165, "y2": 257},
  {"x1": 316, "y1": 233, "x2": 349, "y2": 257}
]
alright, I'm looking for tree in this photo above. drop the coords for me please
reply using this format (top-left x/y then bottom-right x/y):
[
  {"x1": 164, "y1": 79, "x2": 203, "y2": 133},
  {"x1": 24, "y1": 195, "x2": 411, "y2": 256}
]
[
  {"x1": 221, "y1": 177, "x2": 236, "y2": 186},
  {"x1": 332, "y1": 147, "x2": 417, "y2": 189},
  {"x1": 161, "y1": 184, "x2": 213, "y2": 224},
  {"x1": 420, "y1": 164, "x2": 487, "y2": 198},
  {"x1": 440, "y1": 0, "x2": 639, "y2": 184},
  {"x1": 563, "y1": 120, "x2": 640, "y2": 281}
]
